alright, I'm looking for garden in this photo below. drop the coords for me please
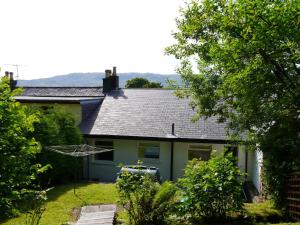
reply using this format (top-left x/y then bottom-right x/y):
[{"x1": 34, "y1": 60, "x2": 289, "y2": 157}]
[
  {"x1": 1, "y1": 0, "x2": 300, "y2": 223},
  {"x1": 2, "y1": 155, "x2": 300, "y2": 225}
]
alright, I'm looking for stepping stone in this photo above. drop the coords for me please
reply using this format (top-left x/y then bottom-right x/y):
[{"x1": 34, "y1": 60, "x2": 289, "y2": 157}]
[{"x1": 75, "y1": 204, "x2": 117, "y2": 225}]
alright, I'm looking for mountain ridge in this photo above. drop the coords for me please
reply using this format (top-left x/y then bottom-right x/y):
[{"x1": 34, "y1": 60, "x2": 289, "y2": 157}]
[{"x1": 16, "y1": 72, "x2": 181, "y2": 87}]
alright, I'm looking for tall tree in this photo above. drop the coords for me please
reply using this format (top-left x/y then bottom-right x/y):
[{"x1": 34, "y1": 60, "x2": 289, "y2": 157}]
[
  {"x1": 166, "y1": 0, "x2": 300, "y2": 207},
  {"x1": 0, "y1": 77, "x2": 41, "y2": 218},
  {"x1": 125, "y1": 77, "x2": 163, "y2": 88}
]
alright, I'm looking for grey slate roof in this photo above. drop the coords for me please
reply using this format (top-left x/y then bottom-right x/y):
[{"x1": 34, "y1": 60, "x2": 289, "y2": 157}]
[
  {"x1": 80, "y1": 89, "x2": 228, "y2": 141},
  {"x1": 15, "y1": 96, "x2": 102, "y2": 103},
  {"x1": 19, "y1": 87, "x2": 104, "y2": 97}
]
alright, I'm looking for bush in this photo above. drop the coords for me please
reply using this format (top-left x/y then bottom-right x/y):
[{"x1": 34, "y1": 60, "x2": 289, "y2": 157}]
[
  {"x1": 116, "y1": 170, "x2": 176, "y2": 225},
  {"x1": 32, "y1": 106, "x2": 83, "y2": 185},
  {"x1": 177, "y1": 153, "x2": 244, "y2": 222},
  {"x1": 0, "y1": 78, "x2": 42, "y2": 219}
]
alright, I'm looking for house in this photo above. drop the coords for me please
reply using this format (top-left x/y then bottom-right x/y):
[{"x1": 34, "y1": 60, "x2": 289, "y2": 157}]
[{"x1": 12, "y1": 68, "x2": 263, "y2": 193}]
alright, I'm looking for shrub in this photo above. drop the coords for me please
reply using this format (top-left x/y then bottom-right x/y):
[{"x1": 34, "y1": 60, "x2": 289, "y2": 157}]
[
  {"x1": 0, "y1": 78, "x2": 42, "y2": 218},
  {"x1": 116, "y1": 170, "x2": 176, "y2": 225},
  {"x1": 32, "y1": 106, "x2": 83, "y2": 185},
  {"x1": 177, "y1": 153, "x2": 244, "y2": 222},
  {"x1": 23, "y1": 189, "x2": 48, "y2": 225}
]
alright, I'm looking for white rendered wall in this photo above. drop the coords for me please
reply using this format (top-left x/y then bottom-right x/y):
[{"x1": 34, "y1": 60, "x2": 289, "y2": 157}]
[
  {"x1": 86, "y1": 138, "x2": 260, "y2": 187},
  {"x1": 86, "y1": 138, "x2": 171, "y2": 182},
  {"x1": 252, "y1": 150, "x2": 263, "y2": 193}
]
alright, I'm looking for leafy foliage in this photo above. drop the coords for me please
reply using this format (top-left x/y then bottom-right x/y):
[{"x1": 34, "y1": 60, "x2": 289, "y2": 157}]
[
  {"x1": 32, "y1": 106, "x2": 83, "y2": 185},
  {"x1": 116, "y1": 170, "x2": 176, "y2": 225},
  {"x1": 125, "y1": 77, "x2": 163, "y2": 88},
  {"x1": 24, "y1": 189, "x2": 48, "y2": 225},
  {"x1": 177, "y1": 153, "x2": 244, "y2": 222},
  {"x1": 166, "y1": 0, "x2": 300, "y2": 207},
  {"x1": 0, "y1": 77, "x2": 41, "y2": 218},
  {"x1": 260, "y1": 117, "x2": 300, "y2": 208}
]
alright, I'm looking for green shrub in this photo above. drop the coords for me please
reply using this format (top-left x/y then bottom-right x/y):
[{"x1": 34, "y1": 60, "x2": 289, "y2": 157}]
[
  {"x1": 23, "y1": 189, "x2": 48, "y2": 225},
  {"x1": 32, "y1": 106, "x2": 83, "y2": 185},
  {"x1": 177, "y1": 153, "x2": 244, "y2": 222},
  {"x1": 0, "y1": 78, "x2": 42, "y2": 219},
  {"x1": 116, "y1": 170, "x2": 176, "y2": 225}
]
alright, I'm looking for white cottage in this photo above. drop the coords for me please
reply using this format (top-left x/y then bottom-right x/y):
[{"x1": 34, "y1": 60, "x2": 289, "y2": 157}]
[{"x1": 15, "y1": 67, "x2": 263, "y2": 194}]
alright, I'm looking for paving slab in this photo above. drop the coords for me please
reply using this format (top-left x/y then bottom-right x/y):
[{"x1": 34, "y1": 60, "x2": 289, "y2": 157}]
[{"x1": 75, "y1": 204, "x2": 117, "y2": 225}]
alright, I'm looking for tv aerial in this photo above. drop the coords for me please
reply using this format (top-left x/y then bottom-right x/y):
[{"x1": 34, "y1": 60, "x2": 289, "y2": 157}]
[{"x1": 4, "y1": 64, "x2": 27, "y2": 80}]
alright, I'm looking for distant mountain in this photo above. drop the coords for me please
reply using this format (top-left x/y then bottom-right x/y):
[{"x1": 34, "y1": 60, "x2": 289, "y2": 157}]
[{"x1": 16, "y1": 72, "x2": 182, "y2": 88}]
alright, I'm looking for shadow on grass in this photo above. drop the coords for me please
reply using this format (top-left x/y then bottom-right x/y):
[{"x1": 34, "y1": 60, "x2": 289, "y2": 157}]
[
  {"x1": 46, "y1": 181, "x2": 91, "y2": 202},
  {"x1": 174, "y1": 201, "x2": 290, "y2": 225},
  {"x1": 0, "y1": 181, "x2": 102, "y2": 224},
  {"x1": 176, "y1": 216, "x2": 289, "y2": 225}
]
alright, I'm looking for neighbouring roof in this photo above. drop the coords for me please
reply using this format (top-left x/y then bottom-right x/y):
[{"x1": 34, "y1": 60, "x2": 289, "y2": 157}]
[
  {"x1": 14, "y1": 96, "x2": 102, "y2": 103},
  {"x1": 14, "y1": 87, "x2": 105, "y2": 103},
  {"x1": 80, "y1": 89, "x2": 229, "y2": 142},
  {"x1": 18, "y1": 87, "x2": 105, "y2": 97}
]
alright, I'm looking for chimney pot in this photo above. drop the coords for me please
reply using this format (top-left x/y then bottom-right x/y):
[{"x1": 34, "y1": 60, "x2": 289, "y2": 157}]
[
  {"x1": 7, "y1": 72, "x2": 16, "y2": 90},
  {"x1": 9, "y1": 72, "x2": 13, "y2": 80},
  {"x1": 105, "y1": 69, "x2": 112, "y2": 78},
  {"x1": 112, "y1": 67, "x2": 117, "y2": 76}
]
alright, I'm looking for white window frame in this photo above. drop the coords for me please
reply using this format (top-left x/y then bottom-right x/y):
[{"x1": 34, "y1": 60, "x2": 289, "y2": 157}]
[{"x1": 92, "y1": 139, "x2": 115, "y2": 164}]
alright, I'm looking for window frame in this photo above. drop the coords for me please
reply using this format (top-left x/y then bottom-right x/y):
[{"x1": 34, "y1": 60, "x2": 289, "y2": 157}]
[
  {"x1": 188, "y1": 144, "x2": 212, "y2": 161},
  {"x1": 137, "y1": 142, "x2": 160, "y2": 162},
  {"x1": 93, "y1": 139, "x2": 114, "y2": 163}
]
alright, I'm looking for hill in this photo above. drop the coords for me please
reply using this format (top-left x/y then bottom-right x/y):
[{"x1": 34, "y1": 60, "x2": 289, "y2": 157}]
[{"x1": 16, "y1": 72, "x2": 181, "y2": 87}]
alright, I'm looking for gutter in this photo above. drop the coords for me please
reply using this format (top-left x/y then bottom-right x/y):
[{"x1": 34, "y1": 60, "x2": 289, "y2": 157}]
[{"x1": 82, "y1": 134, "x2": 230, "y2": 144}]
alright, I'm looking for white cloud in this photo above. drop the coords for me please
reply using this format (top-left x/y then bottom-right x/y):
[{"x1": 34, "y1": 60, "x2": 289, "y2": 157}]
[{"x1": 0, "y1": 0, "x2": 184, "y2": 79}]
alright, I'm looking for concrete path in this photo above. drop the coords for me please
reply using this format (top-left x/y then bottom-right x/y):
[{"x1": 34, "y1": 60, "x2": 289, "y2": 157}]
[{"x1": 76, "y1": 204, "x2": 117, "y2": 225}]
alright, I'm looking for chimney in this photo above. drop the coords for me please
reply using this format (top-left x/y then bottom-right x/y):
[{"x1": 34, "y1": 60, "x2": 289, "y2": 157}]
[
  {"x1": 105, "y1": 69, "x2": 112, "y2": 78},
  {"x1": 4, "y1": 71, "x2": 16, "y2": 90},
  {"x1": 9, "y1": 72, "x2": 16, "y2": 90},
  {"x1": 112, "y1": 66, "x2": 117, "y2": 76},
  {"x1": 103, "y1": 67, "x2": 119, "y2": 93}
]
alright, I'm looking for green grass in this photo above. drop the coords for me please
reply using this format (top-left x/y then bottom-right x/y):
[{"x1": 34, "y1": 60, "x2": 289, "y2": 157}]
[
  {"x1": 173, "y1": 201, "x2": 300, "y2": 225},
  {"x1": 244, "y1": 201, "x2": 300, "y2": 225},
  {"x1": 2, "y1": 184, "x2": 300, "y2": 225},
  {"x1": 2, "y1": 182, "x2": 118, "y2": 225}
]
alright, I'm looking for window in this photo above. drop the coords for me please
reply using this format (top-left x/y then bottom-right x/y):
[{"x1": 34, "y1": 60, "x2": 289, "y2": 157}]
[
  {"x1": 188, "y1": 145, "x2": 212, "y2": 161},
  {"x1": 224, "y1": 146, "x2": 238, "y2": 158},
  {"x1": 224, "y1": 146, "x2": 238, "y2": 164},
  {"x1": 94, "y1": 140, "x2": 114, "y2": 161},
  {"x1": 138, "y1": 143, "x2": 160, "y2": 159}
]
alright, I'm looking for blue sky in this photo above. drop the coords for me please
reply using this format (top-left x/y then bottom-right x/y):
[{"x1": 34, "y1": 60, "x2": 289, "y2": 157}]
[{"x1": 0, "y1": 0, "x2": 184, "y2": 80}]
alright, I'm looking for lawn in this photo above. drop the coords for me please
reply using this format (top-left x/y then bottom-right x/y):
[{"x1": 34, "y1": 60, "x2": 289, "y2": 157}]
[
  {"x1": 1, "y1": 182, "x2": 118, "y2": 225},
  {"x1": 2, "y1": 182, "x2": 300, "y2": 225}
]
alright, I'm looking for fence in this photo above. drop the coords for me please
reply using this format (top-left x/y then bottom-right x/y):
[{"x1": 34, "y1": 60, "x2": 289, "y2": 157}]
[{"x1": 286, "y1": 172, "x2": 300, "y2": 220}]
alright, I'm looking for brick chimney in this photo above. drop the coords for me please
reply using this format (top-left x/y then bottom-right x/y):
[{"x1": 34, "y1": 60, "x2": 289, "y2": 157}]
[
  {"x1": 103, "y1": 67, "x2": 119, "y2": 93},
  {"x1": 4, "y1": 71, "x2": 16, "y2": 90}
]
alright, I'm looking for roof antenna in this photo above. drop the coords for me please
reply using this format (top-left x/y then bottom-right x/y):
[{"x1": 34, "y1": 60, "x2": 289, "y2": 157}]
[{"x1": 4, "y1": 64, "x2": 27, "y2": 80}]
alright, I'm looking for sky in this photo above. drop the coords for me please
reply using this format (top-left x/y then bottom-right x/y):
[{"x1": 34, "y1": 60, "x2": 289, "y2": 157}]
[{"x1": 0, "y1": 0, "x2": 184, "y2": 80}]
